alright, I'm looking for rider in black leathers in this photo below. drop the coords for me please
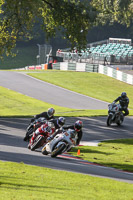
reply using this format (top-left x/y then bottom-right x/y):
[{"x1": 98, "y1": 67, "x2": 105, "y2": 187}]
[
  {"x1": 49, "y1": 117, "x2": 66, "y2": 129},
  {"x1": 31, "y1": 108, "x2": 55, "y2": 122},
  {"x1": 113, "y1": 92, "x2": 129, "y2": 116}
]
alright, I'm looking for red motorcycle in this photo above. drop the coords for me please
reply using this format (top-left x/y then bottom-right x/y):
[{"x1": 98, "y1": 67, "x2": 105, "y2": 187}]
[{"x1": 28, "y1": 122, "x2": 55, "y2": 151}]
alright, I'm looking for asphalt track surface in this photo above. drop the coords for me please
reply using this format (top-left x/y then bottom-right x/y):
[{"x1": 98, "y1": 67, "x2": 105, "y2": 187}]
[{"x1": 0, "y1": 71, "x2": 133, "y2": 183}]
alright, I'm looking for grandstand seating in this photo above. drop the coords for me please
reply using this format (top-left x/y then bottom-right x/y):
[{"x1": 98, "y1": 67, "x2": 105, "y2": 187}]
[
  {"x1": 56, "y1": 38, "x2": 133, "y2": 64},
  {"x1": 89, "y1": 43, "x2": 133, "y2": 60}
]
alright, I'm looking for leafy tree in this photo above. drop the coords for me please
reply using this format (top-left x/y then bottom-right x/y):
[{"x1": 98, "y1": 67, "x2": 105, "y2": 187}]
[
  {"x1": 0, "y1": 0, "x2": 97, "y2": 56},
  {"x1": 91, "y1": 0, "x2": 133, "y2": 26},
  {"x1": 0, "y1": 0, "x2": 133, "y2": 57}
]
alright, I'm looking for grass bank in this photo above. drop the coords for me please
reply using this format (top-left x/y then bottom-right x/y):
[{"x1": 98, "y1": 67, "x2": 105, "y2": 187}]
[
  {"x1": 0, "y1": 161, "x2": 133, "y2": 200},
  {"x1": 70, "y1": 138, "x2": 133, "y2": 172}
]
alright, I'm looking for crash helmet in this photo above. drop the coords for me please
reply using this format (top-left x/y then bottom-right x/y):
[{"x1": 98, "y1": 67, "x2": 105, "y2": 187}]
[
  {"x1": 57, "y1": 117, "x2": 65, "y2": 127},
  {"x1": 121, "y1": 92, "x2": 127, "y2": 98},
  {"x1": 74, "y1": 120, "x2": 83, "y2": 132},
  {"x1": 47, "y1": 108, "x2": 55, "y2": 118}
]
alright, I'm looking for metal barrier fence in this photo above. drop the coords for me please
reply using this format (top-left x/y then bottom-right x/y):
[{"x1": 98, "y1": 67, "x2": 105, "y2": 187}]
[
  {"x1": 52, "y1": 62, "x2": 99, "y2": 72},
  {"x1": 37, "y1": 44, "x2": 52, "y2": 65},
  {"x1": 56, "y1": 51, "x2": 133, "y2": 65},
  {"x1": 99, "y1": 65, "x2": 133, "y2": 85}
]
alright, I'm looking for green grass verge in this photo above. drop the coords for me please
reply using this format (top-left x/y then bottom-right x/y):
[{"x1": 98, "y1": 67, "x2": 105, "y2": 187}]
[
  {"x1": 70, "y1": 138, "x2": 133, "y2": 172},
  {"x1": 0, "y1": 161, "x2": 133, "y2": 200},
  {"x1": 27, "y1": 70, "x2": 133, "y2": 109}
]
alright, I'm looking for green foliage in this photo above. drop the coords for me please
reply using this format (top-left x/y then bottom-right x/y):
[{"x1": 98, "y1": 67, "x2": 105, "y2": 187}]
[
  {"x1": 1, "y1": 0, "x2": 133, "y2": 57},
  {"x1": 91, "y1": 0, "x2": 133, "y2": 26},
  {"x1": 0, "y1": 0, "x2": 96, "y2": 56},
  {"x1": 1, "y1": 0, "x2": 133, "y2": 58}
]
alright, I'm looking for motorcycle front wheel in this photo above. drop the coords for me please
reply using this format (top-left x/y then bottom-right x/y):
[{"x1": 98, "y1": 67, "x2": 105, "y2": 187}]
[
  {"x1": 51, "y1": 143, "x2": 66, "y2": 158},
  {"x1": 23, "y1": 127, "x2": 34, "y2": 141},
  {"x1": 31, "y1": 136, "x2": 45, "y2": 151},
  {"x1": 107, "y1": 115, "x2": 112, "y2": 126},
  {"x1": 42, "y1": 146, "x2": 48, "y2": 155}
]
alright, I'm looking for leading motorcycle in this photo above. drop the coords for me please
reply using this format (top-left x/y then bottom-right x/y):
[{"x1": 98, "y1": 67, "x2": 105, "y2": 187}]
[
  {"x1": 42, "y1": 129, "x2": 77, "y2": 157},
  {"x1": 107, "y1": 103, "x2": 124, "y2": 126}
]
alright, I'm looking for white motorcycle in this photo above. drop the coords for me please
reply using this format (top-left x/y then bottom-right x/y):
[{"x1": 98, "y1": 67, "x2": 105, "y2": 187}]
[
  {"x1": 42, "y1": 129, "x2": 77, "y2": 157},
  {"x1": 107, "y1": 103, "x2": 124, "y2": 126}
]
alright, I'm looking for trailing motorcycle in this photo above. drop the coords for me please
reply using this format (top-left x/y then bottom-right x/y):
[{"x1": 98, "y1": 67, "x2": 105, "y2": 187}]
[
  {"x1": 42, "y1": 129, "x2": 77, "y2": 157},
  {"x1": 107, "y1": 103, "x2": 124, "y2": 126},
  {"x1": 23, "y1": 117, "x2": 47, "y2": 141}
]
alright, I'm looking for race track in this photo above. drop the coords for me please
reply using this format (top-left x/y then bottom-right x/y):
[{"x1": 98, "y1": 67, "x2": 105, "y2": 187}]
[
  {"x1": 0, "y1": 117, "x2": 133, "y2": 183},
  {"x1": 0, "y1": 71, "x2": 133, "y2": 183}
]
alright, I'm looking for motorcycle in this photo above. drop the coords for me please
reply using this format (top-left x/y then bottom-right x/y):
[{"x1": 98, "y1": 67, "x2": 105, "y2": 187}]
[
  {"x1": 107, "y1": 103, "x2": 124, "y2": 126},
  {"x1": 23, "y1": 117, "x2": 47, "y2": 141},
  {"x1": 29, "y1": 134, "x2": 48, "y2": 151},
  {"x1": 28, "y1": 121, "x2": 55, "y2": 151},
  {"x1": 42, "y1": 129, "x2": 77, "y2": 157}
]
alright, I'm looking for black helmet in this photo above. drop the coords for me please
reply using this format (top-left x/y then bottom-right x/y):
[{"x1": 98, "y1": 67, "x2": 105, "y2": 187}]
[
  {"x1": 57, "y1": 117, "x2": 65, "y2": 127},
  {"x1": 47, "y1": 108, "x2": 55, "y2": 117},
  {"x1": 121, "y1": 92, "x2": 127, "y2": 98},
  {"x1": 74, "y1": 120, "x2": 83, "y2": 132}
]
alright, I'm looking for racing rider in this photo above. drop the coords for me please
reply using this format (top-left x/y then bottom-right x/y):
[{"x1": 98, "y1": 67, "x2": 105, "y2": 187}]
[
  {"x1": 31, "y1": 107, "x2": 55, "y2": 122},
  {"x1": 48, "y1": 120, "x2": 83, "y2": 146},
  {"x1": 113, "y1": 92, "x2": 129, "y2": 116},
  {"x1": 28, "y1": 121, "x2": 55, "y2": 149},
  {"x1": 49, "y1": 117, "x2": 66, "y2": 129}
]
